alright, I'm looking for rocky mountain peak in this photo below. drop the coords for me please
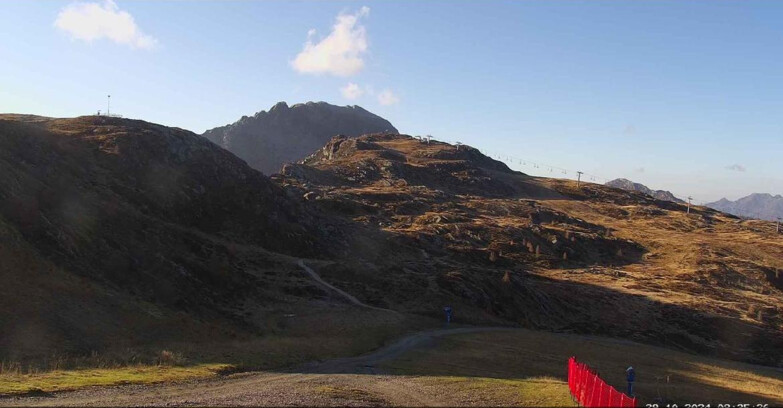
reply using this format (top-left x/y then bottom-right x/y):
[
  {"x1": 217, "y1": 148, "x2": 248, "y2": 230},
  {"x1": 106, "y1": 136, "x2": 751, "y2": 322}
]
[
  {"x1": 203, "y1": 101, "x2": 398, "y2": 175},
  {"x1": 605, "y1": 178, "x2": 684, "y2": 203}
]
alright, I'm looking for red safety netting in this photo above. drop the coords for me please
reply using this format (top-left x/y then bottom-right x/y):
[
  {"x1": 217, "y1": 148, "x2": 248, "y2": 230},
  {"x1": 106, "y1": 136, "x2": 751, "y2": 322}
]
[{"x1": 568, "y1": 357, "x2": 637, "y2": 407}]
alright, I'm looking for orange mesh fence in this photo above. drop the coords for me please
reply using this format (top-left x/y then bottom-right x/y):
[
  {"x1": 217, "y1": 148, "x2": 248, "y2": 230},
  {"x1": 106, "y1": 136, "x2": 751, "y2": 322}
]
[{"x1": 568, "y1": 357, "x2": 637, "y2": 407}]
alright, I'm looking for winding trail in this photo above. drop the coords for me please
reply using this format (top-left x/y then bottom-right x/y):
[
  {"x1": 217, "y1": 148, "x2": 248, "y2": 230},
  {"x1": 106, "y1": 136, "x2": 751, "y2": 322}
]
[
  {"x1": 297, "y1": 260, "x2": 399, "y2": 315},
  {"x1": 306, "y1": 327, "x2": 518, "y2": 374}
]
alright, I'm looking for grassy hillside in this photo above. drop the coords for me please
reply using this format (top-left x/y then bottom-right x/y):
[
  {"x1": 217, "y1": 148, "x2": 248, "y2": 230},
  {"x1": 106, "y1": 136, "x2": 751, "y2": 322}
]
[
  {"x1": 0, "y1": 115, "x2": 369, "y2": 366},
  {"x1": 280, "y1": 133, "x2": 783, "y2": 366},
  {"x1": 1, "y1": 116, "x2": 781, "y2": 402},
  {"x1": 382, "y1": 330, "x2": 783, "y2": 406}
]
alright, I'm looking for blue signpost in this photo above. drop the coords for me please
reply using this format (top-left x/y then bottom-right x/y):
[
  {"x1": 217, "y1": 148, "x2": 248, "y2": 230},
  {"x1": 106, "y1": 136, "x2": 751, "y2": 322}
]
[{"x1": 443, "y1": 306, "x2": 453, "y2": 324}]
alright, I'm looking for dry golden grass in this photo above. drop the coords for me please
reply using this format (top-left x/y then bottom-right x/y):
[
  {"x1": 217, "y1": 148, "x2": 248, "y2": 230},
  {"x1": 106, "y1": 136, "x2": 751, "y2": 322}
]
[
  {"x1": 0, "y1": 364, "x2": 231, "y2": 395},
  {"x1": 537, "y1": 193, "x2": 783, "y2": 335},
  {"x1": 291, "y1": 134, "x2": 783, "y2": 365},
  {"x1": 412, "y1": 375, "x2": 573, "y2": 407}
]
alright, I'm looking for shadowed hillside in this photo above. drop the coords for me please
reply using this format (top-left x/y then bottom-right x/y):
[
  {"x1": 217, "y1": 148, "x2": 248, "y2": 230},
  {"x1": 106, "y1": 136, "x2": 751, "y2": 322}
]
[
  {"x1": 0, "y1": 115, "x2": 361, "y2": 364},
  {"x1": 1, "y1": 118, "x2": 781, "y2": 372}
]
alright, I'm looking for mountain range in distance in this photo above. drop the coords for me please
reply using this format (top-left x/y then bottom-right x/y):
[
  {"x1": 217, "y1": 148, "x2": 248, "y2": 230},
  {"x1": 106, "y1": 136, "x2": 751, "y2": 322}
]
[
  {"x1": 605, "y1": 178, "x2": 782, "y2": 222},
  {"x1": 202, "y1": 101, "x2": 398, "y2": 175},
  {"x1": 706, "y1": 193, "x2": 783, "y2": 221}
]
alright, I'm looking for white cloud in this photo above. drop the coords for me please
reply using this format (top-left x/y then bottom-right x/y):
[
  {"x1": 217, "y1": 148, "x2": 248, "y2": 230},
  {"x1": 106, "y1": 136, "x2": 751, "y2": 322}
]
[
  {"x1": 377, "y1": 89, "x2": 399, "y2": 106},
  {"x1": 54, "y1": 0, "x2": 158, "y2": 50},
  {"x1": 340, "y1": 83, "x2": 364, "y2": 100},
  {"x1": 291, "y1": 6, "x2": 370, "y2": 76}
]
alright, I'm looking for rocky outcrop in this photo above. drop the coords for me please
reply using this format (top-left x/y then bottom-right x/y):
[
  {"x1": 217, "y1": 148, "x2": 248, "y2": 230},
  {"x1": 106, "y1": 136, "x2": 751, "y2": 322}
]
[
  {"x1": 605, "y1": 178, "x2": 684, "y2": 203},
  {"x1": 202, "y1": 101, "x2": 398, "y2": 175}
]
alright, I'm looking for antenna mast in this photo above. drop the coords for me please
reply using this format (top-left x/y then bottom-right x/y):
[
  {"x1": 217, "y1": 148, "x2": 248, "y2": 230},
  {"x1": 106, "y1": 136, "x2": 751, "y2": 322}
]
[{"x1": 107, "y1": 95, "x2": 111, "y2": 116}]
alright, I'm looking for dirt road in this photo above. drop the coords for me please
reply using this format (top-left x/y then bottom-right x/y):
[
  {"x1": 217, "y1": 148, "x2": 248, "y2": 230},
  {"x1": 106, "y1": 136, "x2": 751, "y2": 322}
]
[{"x1": 0, "y1": 328, "x2": 518, "y2": 407}]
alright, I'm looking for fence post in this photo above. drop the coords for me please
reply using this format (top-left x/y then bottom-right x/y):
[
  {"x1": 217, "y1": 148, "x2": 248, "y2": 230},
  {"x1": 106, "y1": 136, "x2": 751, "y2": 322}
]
[
  {"x1": 568, "y1": 358, "x2": 573, "y2": 395},
  {"x1": 589, "y1": 375, "x2": 602, "y2": 407},
  {"x1": 574, "y1": 363, "x2": 584, "y2": 405},
  {"x1": 568, "y1": 357, "x2": 574, "y2": 400},
  {"x1": 586, "y1": 374, "x2": 595, "y2": 408},
  {"x1": 598, "y1": 383, "x2": 609, "y2": 407},
  {"x1": 580, "y1": 365, "x2": 589, "y2": 405},
  {"x1": 610, "y1": 387, "x2": 620, "y2": 407}
]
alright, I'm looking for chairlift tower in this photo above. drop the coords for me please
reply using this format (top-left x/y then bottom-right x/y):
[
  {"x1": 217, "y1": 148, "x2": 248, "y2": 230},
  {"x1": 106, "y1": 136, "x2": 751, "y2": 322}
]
[
  {"x1": 576, "y1": 171, "x2": 583, "y2": 188},
  {"x1": 107, "y1": 95, "x2": 111, "y2": 116},
  {"x1": 687, "y1": 196, "x2": 693, "y2": 214},
  {"x1": 777, "y1": 217, "x2": 781, "y2": 234}
]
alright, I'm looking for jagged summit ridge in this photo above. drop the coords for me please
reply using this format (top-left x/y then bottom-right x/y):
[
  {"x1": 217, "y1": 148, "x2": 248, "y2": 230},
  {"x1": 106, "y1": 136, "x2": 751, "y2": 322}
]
[
  {"x1": 202, "y1": 101, "x2": 398, "y2": 175},
  {"x1": 605, "y1": 178, "x2": 684, "y2": 203}
]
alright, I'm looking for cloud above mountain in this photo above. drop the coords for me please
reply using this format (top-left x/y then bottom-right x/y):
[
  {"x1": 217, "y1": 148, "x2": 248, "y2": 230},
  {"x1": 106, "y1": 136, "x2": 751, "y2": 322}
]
[
  {"x1": 340, "y1": 83, "x2": 364, "y2": 100},
  {"x1": 292, "y1": 7, "x2": 370, "y2": 76},
  {"x1": 54, "y1": 0, "x2": 157, "y2": 50},
  {"x1": 378, "y1": 89, "x2": 400, "y2": 106}
]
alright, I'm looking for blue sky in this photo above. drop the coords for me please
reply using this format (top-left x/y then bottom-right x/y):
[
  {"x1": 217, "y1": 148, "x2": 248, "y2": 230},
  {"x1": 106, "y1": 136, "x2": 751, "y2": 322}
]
[{"x1": 1, "y1": 1, "x2": 782, "y2": 202}]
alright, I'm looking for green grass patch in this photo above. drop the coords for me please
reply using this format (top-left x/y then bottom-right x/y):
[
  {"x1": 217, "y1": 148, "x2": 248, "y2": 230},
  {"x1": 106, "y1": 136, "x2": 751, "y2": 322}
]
[
  {"x1": 420, "y1": 375, "x2": 573, "y2": 406},
  {"x1": 0, "y1": 363, "x2": 232, "y2": 396}
]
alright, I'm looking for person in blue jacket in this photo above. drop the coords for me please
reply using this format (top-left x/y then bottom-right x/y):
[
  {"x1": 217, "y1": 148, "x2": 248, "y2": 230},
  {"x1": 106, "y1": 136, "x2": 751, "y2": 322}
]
[
  {"x1": 443, "y1": 306, "x2": 453, "y2": 324},
  {"x1": 626, "y1": 366, "x2": 636, "y2": 396}
]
